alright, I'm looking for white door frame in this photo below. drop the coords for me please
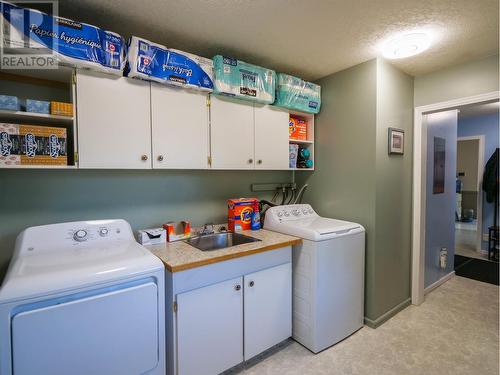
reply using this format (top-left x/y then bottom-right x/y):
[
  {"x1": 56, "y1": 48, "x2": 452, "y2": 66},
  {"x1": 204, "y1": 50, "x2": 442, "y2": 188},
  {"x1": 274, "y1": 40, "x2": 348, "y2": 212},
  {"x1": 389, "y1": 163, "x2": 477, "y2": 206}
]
[
  {"x1": 411, "y1": 91, "x2": 500, "y2": 305},
  {"x1": 456, "y1": 135, "x2": 485, "y2": 253}
]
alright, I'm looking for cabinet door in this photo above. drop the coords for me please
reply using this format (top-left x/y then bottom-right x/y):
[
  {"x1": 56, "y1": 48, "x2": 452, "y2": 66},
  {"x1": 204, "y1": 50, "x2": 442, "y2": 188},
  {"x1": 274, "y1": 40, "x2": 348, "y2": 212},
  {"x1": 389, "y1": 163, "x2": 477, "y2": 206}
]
[
  {"x1": 151, "y1": 84, "x2": 209, "y2": 169},
  {"x1": 244, "y1": 262, "x2": 292, "y2": 360},
  {"x1": 76, "y1": 70, "x2": 151, "y2": 169},
  {"x1": 210, "y1": 96, "x2": 254, "y2": 169},
  {"x1": 254, "y1": 106, "x2": 289, "y2": 170},
  {"x1": 177, "y1": 277, "x2": 243, "y2": 375}
]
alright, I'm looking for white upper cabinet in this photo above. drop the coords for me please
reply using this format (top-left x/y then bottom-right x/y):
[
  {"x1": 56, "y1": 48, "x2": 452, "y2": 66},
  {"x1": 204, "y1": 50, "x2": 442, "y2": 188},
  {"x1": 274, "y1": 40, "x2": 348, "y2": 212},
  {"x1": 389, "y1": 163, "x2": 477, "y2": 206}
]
[
  {"x1": 151, "y1": 84, "x2": 209, "y2": 169},
  {"x1": 210, "y1": 96, "x2": 255, "y2": 169},
  {"x1": 254, "y1": 106, "x2": 289, "y2": 170},
  {"x1": 76, "y1": 70, "x2": 152, "y2": 169}
]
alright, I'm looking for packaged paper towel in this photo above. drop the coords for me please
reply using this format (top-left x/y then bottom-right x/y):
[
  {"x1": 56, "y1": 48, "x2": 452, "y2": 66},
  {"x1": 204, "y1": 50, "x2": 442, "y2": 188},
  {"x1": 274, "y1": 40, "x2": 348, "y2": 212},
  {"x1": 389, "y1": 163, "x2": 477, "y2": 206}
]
[
  {"x1": 126, "y1": 36, "x2": 214, "y2": 91},
  {"x1": 213, "y1": 56, "x2": 276, "y2": 104},
  {"x1": 1, "y1": 1, "x2": 125, "y2": 74},
  {"x1": 275, "y1": 73, "x2": 321, "y2": 114}
]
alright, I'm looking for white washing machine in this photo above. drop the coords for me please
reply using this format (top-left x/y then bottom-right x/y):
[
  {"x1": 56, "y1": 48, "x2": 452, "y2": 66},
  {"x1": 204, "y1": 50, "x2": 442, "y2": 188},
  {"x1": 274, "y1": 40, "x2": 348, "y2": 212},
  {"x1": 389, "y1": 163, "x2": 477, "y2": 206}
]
[
  {"x1": 0, "y1": 219, "x2": 165, "y2": 375},
  {"x1": 264, "y1": 204, "x2": 365, "y2": 353}
]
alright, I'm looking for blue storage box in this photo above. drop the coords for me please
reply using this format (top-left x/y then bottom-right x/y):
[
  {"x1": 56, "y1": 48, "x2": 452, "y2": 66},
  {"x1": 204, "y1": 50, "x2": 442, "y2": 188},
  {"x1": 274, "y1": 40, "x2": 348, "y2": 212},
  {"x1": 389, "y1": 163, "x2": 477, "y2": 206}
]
[
  {"x1": 0, "y1": 95, "x2": 20, "y2": 111},
  {"x1": 26, "y1": 99, "x2": 50, "y2": 114}
]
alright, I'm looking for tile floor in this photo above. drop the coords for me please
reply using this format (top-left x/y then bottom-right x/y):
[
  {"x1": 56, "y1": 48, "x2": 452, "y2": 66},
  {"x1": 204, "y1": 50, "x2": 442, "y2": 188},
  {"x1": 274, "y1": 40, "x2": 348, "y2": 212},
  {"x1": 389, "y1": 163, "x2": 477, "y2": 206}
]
[{"x1": 234, "y1": 276, "x2": 499, "y2": 375}]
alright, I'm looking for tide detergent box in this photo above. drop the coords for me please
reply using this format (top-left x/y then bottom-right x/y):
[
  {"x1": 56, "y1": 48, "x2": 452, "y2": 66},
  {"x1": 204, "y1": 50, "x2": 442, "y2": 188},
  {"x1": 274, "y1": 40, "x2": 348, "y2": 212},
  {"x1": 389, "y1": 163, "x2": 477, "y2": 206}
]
[
  {"x1": 289, "y1": 116, "x2": 307, "y2": 140},
  {"x1": 0, "y1": 123, "x2": 67, "y2": 166},
  {"x1": 228, "y1": 198, "x2": 259, "y2": 231}
]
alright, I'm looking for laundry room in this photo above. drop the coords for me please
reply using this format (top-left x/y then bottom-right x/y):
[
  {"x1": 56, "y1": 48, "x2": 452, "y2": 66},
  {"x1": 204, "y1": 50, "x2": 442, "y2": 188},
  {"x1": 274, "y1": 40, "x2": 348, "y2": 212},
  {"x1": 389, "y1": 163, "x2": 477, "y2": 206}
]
[{"x1": 0, "y1": 1, "x2": 498, "y2": 375}]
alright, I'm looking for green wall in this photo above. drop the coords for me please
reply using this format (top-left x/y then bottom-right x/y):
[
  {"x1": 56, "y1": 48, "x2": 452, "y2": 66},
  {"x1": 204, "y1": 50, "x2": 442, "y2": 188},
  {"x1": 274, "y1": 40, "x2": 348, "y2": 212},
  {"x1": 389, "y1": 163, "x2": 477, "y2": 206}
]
[
  {"x1": 373, "y1": 59, "x2": 414, "y2": 321},
  {"x1": 414, "y1": 54, "x2": 499, "y2": 107},
  {"x1": 297, "y1": 59, "x2": 378, "y2": 320},
  {"x1": 298, "y1": 58, "x2": 414, "y2": 326},
  {"x1": 0, "y1": 169, "x2": 292, "y2": 278}
]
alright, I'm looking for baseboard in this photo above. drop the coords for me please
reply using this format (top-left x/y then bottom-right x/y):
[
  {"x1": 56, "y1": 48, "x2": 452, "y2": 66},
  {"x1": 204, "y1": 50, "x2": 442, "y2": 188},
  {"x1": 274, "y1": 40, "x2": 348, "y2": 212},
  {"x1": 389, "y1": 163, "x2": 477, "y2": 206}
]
[
  {"x1": 364, "y1": 298, "x2": 411, "y2": 329},
  {"x1": 424, "y1": 271, "x2": 455, "y2": 295}
]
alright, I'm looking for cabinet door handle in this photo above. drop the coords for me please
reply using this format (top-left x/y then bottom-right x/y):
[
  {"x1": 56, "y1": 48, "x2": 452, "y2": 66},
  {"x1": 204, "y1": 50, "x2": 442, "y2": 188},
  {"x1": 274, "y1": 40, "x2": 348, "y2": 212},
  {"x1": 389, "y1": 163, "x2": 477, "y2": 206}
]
[
  {"x1": 257, "y1": 160, "x2": 262, "y2": 165},
  {"x1": 157, "y1": 155, "x2": 164, "y2": 162},
  {"x1": 141, "y1": 155, "x2": 148, "y2": 161},
  {"x1": 249, "y1": 281, "x2": 255, "y2": 287},
  {"x1": 248, "y1": 159, "x2": 253, "y2": 164},
  {"x1": 235, "y1": 284, "x2": 241, "y2": 291}
]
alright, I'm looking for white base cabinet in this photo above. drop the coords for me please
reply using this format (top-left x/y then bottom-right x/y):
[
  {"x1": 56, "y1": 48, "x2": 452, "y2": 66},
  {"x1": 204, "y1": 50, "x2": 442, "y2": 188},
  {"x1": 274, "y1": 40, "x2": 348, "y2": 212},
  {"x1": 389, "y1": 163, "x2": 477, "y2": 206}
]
[
  {"x1": 165, "y1": 248, "x2": 292, "y2": 375},
  {"x1": 243, "y1": 262, "x2": 292, "y2": 360},
  {"x1": 176, "y1": 277, "x2": 243, "y2": 375}
]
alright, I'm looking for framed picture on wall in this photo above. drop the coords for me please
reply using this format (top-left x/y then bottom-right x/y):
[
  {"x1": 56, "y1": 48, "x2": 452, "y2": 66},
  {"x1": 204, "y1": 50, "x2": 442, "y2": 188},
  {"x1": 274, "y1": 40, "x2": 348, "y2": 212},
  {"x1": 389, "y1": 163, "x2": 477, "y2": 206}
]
[
  {"x1": 433, "y1": 136, "x2": 446, "y2": 194},
  {"x1": 388, "y1": 128, "x2": 404, "y2": 155}
]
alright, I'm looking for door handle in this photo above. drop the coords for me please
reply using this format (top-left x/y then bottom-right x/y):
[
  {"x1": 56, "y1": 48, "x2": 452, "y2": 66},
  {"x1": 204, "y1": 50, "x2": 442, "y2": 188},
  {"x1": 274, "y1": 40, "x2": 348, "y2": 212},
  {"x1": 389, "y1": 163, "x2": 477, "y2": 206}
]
[
  {"x1": 235, "y1": 284, "x2": 241, "y2": 291},
  {"x1": 157, "y1": 155, "x2": 164, "y2": 162},
  {"x1": 141, "y1": 155, "x2": 148, "y2": 161},
  {"x1": 249, "y1": 281, "x2": 254, "y2": 287}
]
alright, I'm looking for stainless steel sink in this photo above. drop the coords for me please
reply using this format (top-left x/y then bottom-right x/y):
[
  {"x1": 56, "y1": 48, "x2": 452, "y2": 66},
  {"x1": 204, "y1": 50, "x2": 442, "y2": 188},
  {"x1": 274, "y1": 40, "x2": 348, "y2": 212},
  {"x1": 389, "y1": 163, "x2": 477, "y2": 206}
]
[{"x1": 185, "y1": 232, "x2": 261, "y2": 251}]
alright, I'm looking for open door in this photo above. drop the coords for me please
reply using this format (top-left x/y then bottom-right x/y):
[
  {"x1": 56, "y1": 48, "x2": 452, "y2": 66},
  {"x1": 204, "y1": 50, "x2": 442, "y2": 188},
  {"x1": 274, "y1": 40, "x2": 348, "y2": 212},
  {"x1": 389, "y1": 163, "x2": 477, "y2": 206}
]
[{"x1": 424, "y1": 110, "x2": 458, "y2": 289}]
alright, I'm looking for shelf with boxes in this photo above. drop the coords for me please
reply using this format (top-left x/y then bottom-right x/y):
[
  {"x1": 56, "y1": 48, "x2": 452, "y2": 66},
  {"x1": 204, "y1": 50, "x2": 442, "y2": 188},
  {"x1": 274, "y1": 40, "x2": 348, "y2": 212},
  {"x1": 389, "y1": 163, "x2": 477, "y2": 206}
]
[
  {"x1": 288, "y1": 112, "x2": 314, "y2": 171},
  {"x1": 0, "y1": 68, "x2": 76, "y2": 168}
]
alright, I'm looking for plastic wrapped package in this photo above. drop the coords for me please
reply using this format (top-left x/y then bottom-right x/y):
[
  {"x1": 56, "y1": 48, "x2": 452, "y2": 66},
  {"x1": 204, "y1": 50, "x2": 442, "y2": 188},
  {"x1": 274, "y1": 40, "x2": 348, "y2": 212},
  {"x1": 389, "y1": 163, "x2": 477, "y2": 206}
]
[
  {"x1": 1, "y1": 1, "x2": 126, "y2": 75},
  {"x1": 126, "y1": 36, "x2": 214, "y2": 91},
  {"x1": 275, "y1": 73, "x2": 321, "y2": 114},
  {"x1": 213, "y1": 56, "x2": 276, "y2": 104}
]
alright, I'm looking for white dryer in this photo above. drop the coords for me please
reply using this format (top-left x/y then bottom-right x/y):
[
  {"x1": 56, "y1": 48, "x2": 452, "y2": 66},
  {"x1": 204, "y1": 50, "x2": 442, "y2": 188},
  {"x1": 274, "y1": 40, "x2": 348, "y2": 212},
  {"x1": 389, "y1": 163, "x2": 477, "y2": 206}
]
[
  {"x1": 264, "y1": 204, "x2": 365, "y2": 353},
  {"x1": 0, "y1": 219, "x2": 165, "y2": 375}
]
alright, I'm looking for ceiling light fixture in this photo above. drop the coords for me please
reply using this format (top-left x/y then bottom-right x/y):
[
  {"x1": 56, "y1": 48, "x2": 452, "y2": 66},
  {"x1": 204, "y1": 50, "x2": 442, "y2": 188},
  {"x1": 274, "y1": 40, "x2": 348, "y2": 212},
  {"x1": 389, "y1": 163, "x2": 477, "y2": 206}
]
[{"x1": 382, "y1": 33, "x2": 431, "y2": 59}]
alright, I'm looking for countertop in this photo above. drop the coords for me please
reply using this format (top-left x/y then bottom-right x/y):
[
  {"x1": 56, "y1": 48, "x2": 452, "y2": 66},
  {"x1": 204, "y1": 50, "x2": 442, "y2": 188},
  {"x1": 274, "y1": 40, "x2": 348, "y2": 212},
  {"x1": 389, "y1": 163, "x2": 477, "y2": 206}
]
[{"x1": 146, "y1": 229, "x2": 301, "y2": 272}]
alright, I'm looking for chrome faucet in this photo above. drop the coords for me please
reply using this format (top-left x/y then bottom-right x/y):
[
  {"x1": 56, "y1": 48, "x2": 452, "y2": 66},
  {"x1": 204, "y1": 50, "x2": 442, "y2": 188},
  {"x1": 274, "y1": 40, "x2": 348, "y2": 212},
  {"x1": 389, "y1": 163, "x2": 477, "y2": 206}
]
[{"x1": 199, "y1": 223, "x2": 215, "y2": 236}]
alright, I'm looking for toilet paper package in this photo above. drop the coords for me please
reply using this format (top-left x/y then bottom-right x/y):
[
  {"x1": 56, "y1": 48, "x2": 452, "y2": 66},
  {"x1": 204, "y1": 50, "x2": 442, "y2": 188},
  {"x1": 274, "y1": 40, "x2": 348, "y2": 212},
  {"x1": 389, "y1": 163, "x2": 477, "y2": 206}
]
[
  {"x1": 126, "y1": 36, "x2": 214, "y2": 91},
  {"x1": 1, "y1": 1, "x2": 126, "y2": 75},
  {"x1": 275, "y1": 73, "x2": 321, "y2": 114},
  {"x1": 213, "y1": 56, "x2": 276, "y2": 104}
]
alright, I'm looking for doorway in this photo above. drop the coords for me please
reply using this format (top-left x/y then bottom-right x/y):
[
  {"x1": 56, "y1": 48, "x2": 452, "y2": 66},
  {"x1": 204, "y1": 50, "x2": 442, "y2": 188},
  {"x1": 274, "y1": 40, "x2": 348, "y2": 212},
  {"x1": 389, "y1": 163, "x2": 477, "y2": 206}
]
[{"x1": 412, "y1": 92, "x2": 500, "y2": 305}]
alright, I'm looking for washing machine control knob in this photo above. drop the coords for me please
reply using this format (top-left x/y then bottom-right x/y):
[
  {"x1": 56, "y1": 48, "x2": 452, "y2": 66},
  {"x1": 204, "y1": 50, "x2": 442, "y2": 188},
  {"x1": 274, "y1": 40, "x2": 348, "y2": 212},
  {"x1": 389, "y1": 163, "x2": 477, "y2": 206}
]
[
  {"x1": 277, "y1": 211, "x2": 284, "y2": 218},
  {"x1": 284, "y1": 211, "x2": 290, "y2": 217},
  {"x1": 73, "y1": 230, "x2": 87, "y2": 242},
  {"x1": 99, "y1": 228, "x2": 109, "y2": 237},
  {"x1": 292, "y1": 209, "x2": 300, "y2": 216}
]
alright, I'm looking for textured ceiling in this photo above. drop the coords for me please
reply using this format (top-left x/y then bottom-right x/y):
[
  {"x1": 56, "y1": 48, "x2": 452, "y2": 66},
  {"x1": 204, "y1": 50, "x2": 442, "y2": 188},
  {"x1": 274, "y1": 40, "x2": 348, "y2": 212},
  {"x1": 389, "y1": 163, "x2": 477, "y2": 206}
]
[{"x1": 59, "y1": 0, "x2": 498, "y2": 81}]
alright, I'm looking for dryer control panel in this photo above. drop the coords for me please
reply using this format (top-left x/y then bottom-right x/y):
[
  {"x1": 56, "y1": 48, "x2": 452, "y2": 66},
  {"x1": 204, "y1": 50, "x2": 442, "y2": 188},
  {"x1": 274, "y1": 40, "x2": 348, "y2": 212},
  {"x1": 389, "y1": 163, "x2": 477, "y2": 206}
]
[{"x1": 17, "y1": 219, "x2": 135, "y2": 255}]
